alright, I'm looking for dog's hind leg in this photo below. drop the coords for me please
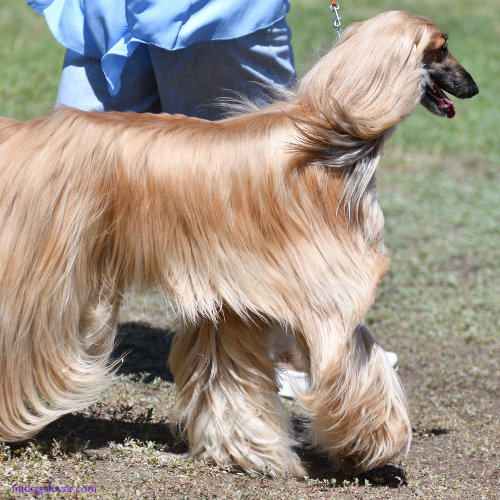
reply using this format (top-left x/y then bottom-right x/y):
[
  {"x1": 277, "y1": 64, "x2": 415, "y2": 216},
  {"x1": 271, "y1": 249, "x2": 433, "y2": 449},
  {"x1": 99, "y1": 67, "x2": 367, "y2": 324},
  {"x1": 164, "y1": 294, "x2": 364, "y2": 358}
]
[
  {"x1": 77, "y1": 288, "x2": 121, "y2": 359},
  {"x1": 0, "y1": 284, "x2": 120, "y2": 441},
  {"x1": 299, "y1": 317, "x2": 411, "y2": 472},
  {"x1": 169, "y1": 311, "x2": 305, "y2": 477}
]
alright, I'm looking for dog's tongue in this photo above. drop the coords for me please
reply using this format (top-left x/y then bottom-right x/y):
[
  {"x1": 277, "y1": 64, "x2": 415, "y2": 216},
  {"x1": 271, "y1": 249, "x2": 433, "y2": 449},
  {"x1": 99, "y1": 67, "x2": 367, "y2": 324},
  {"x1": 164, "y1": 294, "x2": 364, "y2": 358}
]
[{"x1": 432, "y1": 80, "x2": 455, "y2": 119}]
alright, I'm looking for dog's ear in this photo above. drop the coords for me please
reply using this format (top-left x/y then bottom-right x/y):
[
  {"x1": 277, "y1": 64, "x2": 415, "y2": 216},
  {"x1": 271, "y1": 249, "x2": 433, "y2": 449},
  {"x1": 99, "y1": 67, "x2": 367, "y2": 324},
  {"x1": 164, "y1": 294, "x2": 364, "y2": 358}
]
[{"x1": 297, "y1": 11, "x2": 444, "y2": 139}]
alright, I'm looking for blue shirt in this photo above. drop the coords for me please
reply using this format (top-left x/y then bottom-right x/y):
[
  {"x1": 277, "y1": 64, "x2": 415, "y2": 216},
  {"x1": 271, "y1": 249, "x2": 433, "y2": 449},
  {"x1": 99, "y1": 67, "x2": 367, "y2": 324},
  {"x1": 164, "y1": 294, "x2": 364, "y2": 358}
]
[{"x1": 29, "y1": 0, "x2": 290, "y2": 95}]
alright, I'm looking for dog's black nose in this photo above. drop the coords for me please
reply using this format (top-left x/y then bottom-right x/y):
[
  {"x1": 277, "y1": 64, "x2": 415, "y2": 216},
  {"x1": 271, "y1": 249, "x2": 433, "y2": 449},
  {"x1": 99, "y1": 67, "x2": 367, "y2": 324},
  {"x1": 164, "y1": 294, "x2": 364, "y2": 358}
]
[{"x1": 472, "y1": 83, "x2": 479, "y2": 96}]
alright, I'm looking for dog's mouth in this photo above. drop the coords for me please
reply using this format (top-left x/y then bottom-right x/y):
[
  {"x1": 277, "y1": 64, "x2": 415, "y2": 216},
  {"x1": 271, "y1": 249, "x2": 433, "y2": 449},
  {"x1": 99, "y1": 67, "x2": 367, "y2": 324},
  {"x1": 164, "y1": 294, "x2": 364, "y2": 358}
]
[{"x1": 425, "y1": 78, "x2": 455, "y2": 119}]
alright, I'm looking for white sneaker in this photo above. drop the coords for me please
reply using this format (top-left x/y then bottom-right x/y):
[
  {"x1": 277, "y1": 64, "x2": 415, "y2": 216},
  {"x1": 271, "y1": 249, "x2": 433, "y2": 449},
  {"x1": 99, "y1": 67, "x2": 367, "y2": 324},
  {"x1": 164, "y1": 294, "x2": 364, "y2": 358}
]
[
  {"x1": 277, "y1": 369, "x2": 309, "y2": 398},
  {"x1": 385, "y1": 351, "x2": 398, "y2": 371},
  {"x1": 277, "y1": 351, "x2": 399, "y2": 398}
]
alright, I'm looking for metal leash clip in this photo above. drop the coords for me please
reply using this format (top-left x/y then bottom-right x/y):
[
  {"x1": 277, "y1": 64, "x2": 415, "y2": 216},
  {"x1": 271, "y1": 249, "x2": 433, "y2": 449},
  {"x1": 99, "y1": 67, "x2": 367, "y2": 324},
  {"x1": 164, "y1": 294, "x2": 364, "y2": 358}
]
[{"x1": 330, "y1": 1, "x2": 342, "y2": 38}]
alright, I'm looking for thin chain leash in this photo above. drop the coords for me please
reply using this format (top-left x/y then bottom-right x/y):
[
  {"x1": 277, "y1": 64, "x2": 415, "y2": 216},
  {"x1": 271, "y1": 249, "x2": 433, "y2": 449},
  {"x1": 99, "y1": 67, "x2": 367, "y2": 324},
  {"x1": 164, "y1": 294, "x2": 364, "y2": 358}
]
[{"x1": 330, "y1": 0, "x2": 342, "y2": 38}]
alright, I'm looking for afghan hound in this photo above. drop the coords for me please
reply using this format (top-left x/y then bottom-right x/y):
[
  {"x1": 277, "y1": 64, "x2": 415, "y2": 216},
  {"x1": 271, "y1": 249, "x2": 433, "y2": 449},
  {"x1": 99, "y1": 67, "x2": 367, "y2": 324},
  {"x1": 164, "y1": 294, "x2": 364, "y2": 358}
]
[{"x1": 0, "y1": 11, "x2": 478, "y2": 476}]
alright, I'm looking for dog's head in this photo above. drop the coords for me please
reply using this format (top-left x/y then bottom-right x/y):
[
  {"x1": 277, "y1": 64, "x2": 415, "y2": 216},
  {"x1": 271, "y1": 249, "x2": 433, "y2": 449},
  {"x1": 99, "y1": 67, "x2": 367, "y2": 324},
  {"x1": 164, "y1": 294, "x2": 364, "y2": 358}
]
[
  {"x1": 298, "y1": 11, "x2": 479, "y2": 138},
  {"x1": 420, "y1": 34, "x2": 478, "y2": 118}
]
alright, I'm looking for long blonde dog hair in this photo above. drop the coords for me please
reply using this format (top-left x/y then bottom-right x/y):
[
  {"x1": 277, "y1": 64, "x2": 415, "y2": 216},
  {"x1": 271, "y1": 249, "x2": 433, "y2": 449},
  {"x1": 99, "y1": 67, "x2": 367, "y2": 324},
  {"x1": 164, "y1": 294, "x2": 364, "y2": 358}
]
[{"x1": 0, "y1": 12, "x2": 446, "y2": 475}]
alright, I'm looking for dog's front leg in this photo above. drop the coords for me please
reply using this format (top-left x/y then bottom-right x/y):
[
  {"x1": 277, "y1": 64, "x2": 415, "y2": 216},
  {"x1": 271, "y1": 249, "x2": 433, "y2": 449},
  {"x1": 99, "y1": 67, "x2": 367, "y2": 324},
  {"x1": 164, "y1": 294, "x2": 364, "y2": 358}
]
[
  {"x1": 169, "y1": 311, "x2": 305, "y2": 477},
  {"x1": 300, "y1": 318, "x2": 411, "y2": 472}
]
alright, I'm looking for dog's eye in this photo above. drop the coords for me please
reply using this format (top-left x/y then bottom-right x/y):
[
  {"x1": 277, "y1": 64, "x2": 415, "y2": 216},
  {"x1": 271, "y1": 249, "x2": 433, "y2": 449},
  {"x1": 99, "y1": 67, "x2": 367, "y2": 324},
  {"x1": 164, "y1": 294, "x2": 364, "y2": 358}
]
[{"x1": 441, "y1": 43, "x2": 448, "y2": 53}]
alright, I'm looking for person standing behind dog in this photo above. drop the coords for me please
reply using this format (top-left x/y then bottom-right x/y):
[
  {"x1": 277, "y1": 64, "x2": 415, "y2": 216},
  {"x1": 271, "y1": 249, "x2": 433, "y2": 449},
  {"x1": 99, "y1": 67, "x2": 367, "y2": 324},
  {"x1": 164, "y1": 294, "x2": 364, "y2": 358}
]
[{"x1": 27, "y1": 0, "x2": 296, "y2": 118}]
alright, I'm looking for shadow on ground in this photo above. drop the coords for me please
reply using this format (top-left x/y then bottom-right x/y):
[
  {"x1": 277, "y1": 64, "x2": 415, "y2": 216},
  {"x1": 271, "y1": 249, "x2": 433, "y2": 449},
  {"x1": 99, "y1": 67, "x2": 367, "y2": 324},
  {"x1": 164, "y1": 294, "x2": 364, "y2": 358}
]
[
  {"x1": 21, "y1": 411, "x2": 405, "y2": 488},
  {"x1": 114, "y1": 322, "x2": 175, "y2": 382},
  {"x1": 26, "y1": 411, "x2": 188, "y2": 456},
  {"x1": 289, "y1": 416, "x2": 407, "y2": 487}
]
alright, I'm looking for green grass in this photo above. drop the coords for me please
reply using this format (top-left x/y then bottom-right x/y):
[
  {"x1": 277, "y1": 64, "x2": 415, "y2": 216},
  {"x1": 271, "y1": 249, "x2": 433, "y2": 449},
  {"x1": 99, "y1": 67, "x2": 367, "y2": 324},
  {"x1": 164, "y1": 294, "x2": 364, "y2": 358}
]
[
  {"x1": 0, "y1": 0, "x2": 64, "y2": 120},
  {"x1": 0, "y1": 0, "x2": 499, "y2": 498}
]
